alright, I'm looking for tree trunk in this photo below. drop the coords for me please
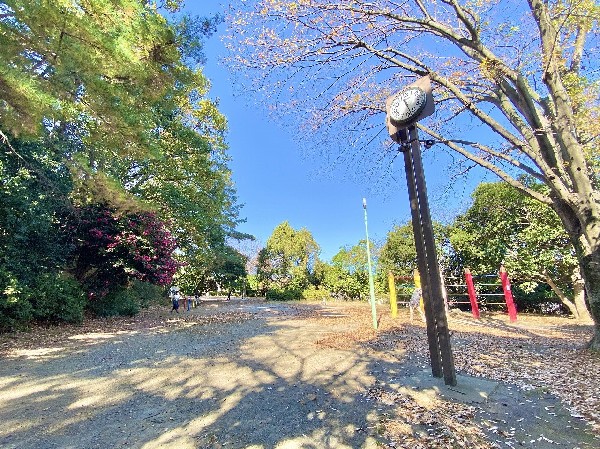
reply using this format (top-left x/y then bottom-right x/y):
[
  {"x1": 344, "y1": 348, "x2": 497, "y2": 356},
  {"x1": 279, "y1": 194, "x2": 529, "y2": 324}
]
[
  {"x1": 572, "y1": 269, "x2": 593, "y2": 323},
  {"x1": 544, "y1": 273, "x2": 579, "y2": 319},
  {"x1": 553, "y1": 201, "x2": 600, "y2": 350},
  {"x1": 579, "y1": 249, "x2": 600, "y2": 349}
]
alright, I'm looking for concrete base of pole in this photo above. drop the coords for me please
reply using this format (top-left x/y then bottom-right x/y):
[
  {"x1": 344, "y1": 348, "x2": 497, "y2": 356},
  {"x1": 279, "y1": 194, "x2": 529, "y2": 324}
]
[{"x1": 392, "y1": 369, "x2": 498, "y2": 404}]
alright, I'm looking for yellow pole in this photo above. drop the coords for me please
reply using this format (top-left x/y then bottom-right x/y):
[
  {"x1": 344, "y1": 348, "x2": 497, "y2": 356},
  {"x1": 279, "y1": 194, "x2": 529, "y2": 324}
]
[
  {"x1": 414, "y1": 268, "x2": 425, "y2": 313},
  {"x1": 388, "y1": 271, "x2": 398, "y2": 318}
]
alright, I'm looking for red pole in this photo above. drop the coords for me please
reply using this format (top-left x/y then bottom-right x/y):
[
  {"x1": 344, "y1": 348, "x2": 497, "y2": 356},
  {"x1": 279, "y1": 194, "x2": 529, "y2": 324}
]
[
  {"x1": 499, "y1": 265, "x2": 518, "y2": 322},
  {"x1": 464, "y1": 268, "x2": 480, "y2": 319}
]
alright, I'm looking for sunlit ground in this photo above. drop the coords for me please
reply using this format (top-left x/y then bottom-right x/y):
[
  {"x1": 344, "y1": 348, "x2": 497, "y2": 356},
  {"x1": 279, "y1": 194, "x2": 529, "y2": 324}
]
[{"x1": 0, "y1": 301, "x2": 598, "y2": 448}]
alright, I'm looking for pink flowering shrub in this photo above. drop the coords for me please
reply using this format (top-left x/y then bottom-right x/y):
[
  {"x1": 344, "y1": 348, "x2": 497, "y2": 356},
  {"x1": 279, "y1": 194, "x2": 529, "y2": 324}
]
[{"x1": 71, "y1": 204, "x2": 183, "y2": 298}]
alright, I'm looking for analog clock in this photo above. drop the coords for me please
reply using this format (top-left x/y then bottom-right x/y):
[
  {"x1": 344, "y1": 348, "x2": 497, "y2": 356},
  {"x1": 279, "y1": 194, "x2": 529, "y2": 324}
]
[{"x1": 388, "y1": 86, "x2": 428, "y2": 126}]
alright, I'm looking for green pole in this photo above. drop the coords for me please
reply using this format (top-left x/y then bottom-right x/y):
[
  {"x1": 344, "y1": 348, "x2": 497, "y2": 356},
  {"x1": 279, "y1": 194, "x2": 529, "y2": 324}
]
[{"x1": 362, "y1": 198, "x2": 378, "y2": 330}]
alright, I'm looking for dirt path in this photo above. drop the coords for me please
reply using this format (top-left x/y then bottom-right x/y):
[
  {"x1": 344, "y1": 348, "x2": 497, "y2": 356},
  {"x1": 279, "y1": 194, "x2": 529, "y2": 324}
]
[{"x1": 0, "y1": 299, "x2": 598, "y2": 448}]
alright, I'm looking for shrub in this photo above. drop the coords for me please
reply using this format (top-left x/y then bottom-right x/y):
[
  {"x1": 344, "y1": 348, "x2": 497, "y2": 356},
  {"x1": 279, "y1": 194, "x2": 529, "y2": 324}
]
[
  {"x1": 512, "y1": 283, "x2": 567, "y2": 314},
  {"x1": 265, "y1": 287, "x2": 303, "y2": 301},
  {"x1": 87, "y1": 280, "x2": 165, "y2": 317},
  {"x1": 0, "y1": 269, "x2": 33, "y2": 332},
  {"x1": 129, "y1": 280, "x2": 165, "y2": 309},
  {"x1": 71, "y1": 204, "x2": 183, "y2": 298},
  {"x1": 28, "y1": 273, "x2": 86, "y2": 324},
  {"x1": 88, "y1": 286, "x2": 140, "y2": 317},
  {"x1": 302, "y1": 286, "x2": 330, "y2": 301}
]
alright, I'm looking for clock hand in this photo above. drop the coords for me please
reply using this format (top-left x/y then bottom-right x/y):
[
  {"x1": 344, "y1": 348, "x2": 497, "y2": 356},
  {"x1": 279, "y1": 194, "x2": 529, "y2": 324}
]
[{"x1": 400, "y1": 99, "x2": 409, "y2": 116}]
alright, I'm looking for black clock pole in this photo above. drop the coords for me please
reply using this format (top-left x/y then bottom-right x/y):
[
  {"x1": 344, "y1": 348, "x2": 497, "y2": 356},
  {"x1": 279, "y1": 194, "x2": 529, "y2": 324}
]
[{"x1": 398, "y1": 126, "x2": 456, "y2": 387}]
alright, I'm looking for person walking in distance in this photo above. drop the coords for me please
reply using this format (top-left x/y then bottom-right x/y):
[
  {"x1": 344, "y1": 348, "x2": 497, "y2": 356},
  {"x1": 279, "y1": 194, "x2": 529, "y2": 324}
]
[
  {"x1": 410, "y1": 287, "x2": 426, "y2": 323},
  {"x1": 170, "y1": 286, "x2": 180, "y2": 313}
]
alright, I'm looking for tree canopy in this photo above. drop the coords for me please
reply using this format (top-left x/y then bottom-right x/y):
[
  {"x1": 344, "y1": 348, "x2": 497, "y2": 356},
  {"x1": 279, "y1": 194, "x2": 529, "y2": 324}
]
[
  {"x1": 1, "y1": 0, "x2": 242, "y2": 261},
  {"x1": 323, "y1": 241, "x2": 373, "y2": 301},
  {"x1": 257, "y1": 221, "x2": 320, "y2": 298},
  {"x1": 1, "y1": 1, "x2": 204, "y2": 145},
  {"x1": 379, "y1": 221, "x2": 448, "y2": 280},
  {"x1": 0, "y1": 1, "x2": 246, "y2": 329},
  {"x1": 226, "y1": 0, "x2": 600, "y2": 348}
]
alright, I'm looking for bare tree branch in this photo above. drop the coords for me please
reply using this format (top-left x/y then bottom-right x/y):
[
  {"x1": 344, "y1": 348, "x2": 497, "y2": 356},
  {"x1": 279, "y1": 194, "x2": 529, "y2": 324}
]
[{"x1": 417, "y1": 123, "x2": 553, "y2": 206}]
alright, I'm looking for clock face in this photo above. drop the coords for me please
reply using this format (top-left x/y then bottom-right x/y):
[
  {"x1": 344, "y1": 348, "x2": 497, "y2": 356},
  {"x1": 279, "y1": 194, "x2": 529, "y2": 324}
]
[{"x1": 388, "y1": 87, "x2": 428, "y2": 125}]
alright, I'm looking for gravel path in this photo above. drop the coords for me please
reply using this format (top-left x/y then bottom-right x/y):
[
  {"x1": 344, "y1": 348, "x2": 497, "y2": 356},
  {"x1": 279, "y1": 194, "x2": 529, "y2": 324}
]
[
  {"x1": 0, "y1": 301, "x2": 390, "y2": 448},
  {"x1": 0, "y1": 299, "x2": 598, "y2": 449}
]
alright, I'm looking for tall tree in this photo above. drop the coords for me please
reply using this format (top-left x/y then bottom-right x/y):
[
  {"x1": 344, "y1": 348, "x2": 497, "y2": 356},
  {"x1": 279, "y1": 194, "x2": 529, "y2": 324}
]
[
  {"x1": 379, "y1": 221, "x2": 448, "y2": 295},
  {"x1": 322, "y1": 241, "x2": 375, "y2": 301},
  {"x1": 111, "y1": 84, "x2": 244, "y2": 268},
  {"x1": 0, "y1": 0, "x2": 226, "y2": 205},
  {"x1": 211, "y1": 246, "x2": 247, "y2": 300},
  {"x1": 257, "y1": 221, "x2": 320, "y2": 295},
  {"x1": 0, "y1": 0, "x2": 245, "y2": 275},
  {"x1": 0, "y1": 1, "x2": 250, "y2": 326},
  {"x1": 227, "y1": 1, "x2": 600, "y2": 348},
  {"x1": 178, "y1": 242, "x2": 248, "y2": 297}
]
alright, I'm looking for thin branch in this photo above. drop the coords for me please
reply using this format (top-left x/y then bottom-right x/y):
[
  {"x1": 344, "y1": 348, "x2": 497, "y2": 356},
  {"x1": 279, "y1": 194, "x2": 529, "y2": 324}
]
[
  {"x1": 569, "y1": 24, "x2": 589, "y2": 74},
  {"x1": 442, "y1": 0, "x2": 480, "y2": 41},
  {"x1": 427, "y1": 71, "x2": 527, "y2": 151},
  {"x1": 417, "y1": 123, "x2": 553, "y2": 206},
  {"x1": 455, "y1": 139, "x2": 546, "y2": 182}
]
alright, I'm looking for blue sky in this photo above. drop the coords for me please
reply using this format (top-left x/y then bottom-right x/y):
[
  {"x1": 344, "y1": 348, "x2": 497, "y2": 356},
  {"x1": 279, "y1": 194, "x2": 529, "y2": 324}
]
[{"x1": 188, "y1": 2, "x2": 487, "y2": 261}]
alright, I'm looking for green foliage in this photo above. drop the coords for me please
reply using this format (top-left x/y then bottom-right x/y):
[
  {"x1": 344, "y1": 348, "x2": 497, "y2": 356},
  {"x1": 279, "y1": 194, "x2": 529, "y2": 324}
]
[
  {"x1": 448, "y1": 181, "x2": 578, "y2": 311},
  {"x1": 28, "y1": 274, "x2": 86, "y2": 324},
  {"x1": 179, "y1": 244, "x2": 247, "y2": 296},
  {"x1": 265, "y1": 287, "x2": 303, "y2": 301},
  {"x1": 129, "y1": 280, "x2": 167, "y2": 309},
  {"x1": 331, "y1": 240, "x2": 371, "y2": 272},
  {"x1": 87, "y1": 285, "x2": 137, "y2": 317},
  {"x1": 257, "y1": 221, "x2": 320, "y2": 296},
  {"x1": 0, "y1": 2, "x2": 246, "y2": 329},
  {"x1": 87, "y1": 280, "x2": 164, "y2": 318},
  {"x1": 213, "y1": 247, "x2": 247, "y2": 295},
  {"x1": 244, "y1": 274, "x2": 260, "y2": 297},
  {"x1": 0, "y1": 135, "x2": 77, "y2": 331},
  {"x1": 318, "y1": 241, "x2": 376, "y2": 301},
  {"x1": 0, "y1": 267, "x2": 32, "y2": 332},
  {"x1": 0, "y1": 136, "x2": 73, "y2": 287},
  {"x1": 511, "y1": 284, "x2": 562, "y2": 314},
  {"x1": 378, "y1": 222, "x2": 448, "y2": 280},
  {"x1": 302, "y1": 285, "x2": 330, "y2": 301},
  {"x1": 378, "y1": 224, "x2": 417, "y2": 279},
  {"x1": 0, "y1": 0, "x2": 213, "y2": 148},
  {"x1": 378, "y1": 222, "x2": 448, "y2": 295},
  {"x1": 0, "y1": 0, "x2": 242, "y2": 284},
  {"x1": 116, "y1": 76, "x2": 243, "y2": 269}
]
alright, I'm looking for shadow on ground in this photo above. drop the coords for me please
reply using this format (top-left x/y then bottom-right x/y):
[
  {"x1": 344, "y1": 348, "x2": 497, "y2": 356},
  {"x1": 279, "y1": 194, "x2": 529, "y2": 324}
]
[
  {"x1": 0, "y1": 303, "x2": 391, "y2": 448},
  {"x1": 1, "y1": 301, "x2": 598, "y2": 449}
]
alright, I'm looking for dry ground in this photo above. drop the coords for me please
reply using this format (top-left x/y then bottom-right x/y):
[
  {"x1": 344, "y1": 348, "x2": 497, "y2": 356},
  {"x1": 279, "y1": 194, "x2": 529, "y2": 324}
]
[{"x1": 0, "y1": 299, "x2": 598, "y2": 448}]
